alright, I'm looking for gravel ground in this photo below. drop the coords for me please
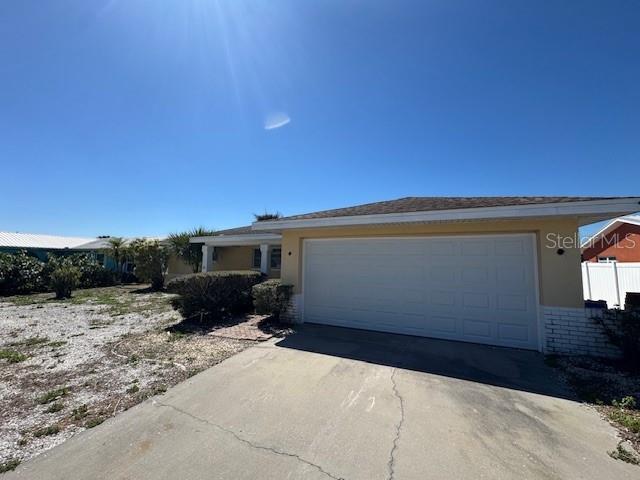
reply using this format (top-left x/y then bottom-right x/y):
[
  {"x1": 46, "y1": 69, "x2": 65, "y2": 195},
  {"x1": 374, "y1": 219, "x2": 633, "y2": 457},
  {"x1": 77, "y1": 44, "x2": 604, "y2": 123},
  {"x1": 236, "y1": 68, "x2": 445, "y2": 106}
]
[
  {"x1": 0, "y1": 285, "x2": 253, "y2": 471},
  {"x1": 551, "y1": 355, "x2": 640, "y2": 464}
]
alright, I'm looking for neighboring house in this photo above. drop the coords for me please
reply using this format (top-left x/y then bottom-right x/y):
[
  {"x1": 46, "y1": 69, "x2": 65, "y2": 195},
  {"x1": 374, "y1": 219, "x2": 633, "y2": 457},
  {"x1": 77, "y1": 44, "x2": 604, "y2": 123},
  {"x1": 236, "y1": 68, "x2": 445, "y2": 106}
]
[
  {"x1": 72, "y1": 237, "x2": 139, "y2": 272},
  {"x1": 217, "y1": 196, "x2": 639, "y2": 357},
  {"x1": 78, "y1": 237, "x2": 190, "y2": 278},
  {"x1": 581, "y1": 214, "x2": 640, "y2": 263},
  {"x1": 0, "y1": 233, "x2": 188, "y2": 279},
  {"x1": 191, "y1": 226, "x2": 282, "y2": 278},
  {"x1": 0, "y1": 232, "x2": 97, "y2": 262}
]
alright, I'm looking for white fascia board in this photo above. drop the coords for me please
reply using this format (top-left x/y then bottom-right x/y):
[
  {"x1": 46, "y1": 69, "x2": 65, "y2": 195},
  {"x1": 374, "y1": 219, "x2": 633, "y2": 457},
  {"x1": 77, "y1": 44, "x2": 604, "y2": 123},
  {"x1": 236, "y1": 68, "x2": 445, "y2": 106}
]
[
  {"x1": 580, "y1": 214, "x2": 640, "y2": 248},
  {"x1": 251, "y1": 198, "x2": 640, "y2": 231},
  {"x1": 190, "y1": 233, "x2": 281, "y2": 246},
  {"x1": 580, "y1": 219, "x2": 619, "y2": 248}
]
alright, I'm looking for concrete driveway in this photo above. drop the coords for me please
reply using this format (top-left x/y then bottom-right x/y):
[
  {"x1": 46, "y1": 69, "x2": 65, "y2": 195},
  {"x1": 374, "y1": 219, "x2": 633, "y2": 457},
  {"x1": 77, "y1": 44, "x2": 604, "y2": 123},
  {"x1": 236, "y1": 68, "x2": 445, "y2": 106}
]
[{"x1": 7, "y1": 325, "x2": 637, "y2": 480}]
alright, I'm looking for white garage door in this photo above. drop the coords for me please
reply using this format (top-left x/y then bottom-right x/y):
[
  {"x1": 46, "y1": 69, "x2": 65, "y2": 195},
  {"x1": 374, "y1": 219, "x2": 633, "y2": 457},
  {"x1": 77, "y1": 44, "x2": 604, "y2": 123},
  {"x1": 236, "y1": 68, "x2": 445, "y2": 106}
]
[{"x1": 303, "y1": 234, "x2": 540, "y2": 350}]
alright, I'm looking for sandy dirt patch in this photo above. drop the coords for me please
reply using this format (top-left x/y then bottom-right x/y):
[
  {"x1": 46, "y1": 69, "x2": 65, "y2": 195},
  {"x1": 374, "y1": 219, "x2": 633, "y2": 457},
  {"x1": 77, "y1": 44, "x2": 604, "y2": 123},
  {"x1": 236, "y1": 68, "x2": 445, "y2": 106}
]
[{"x1": 0, "y1": 285, "x2": 258, "y2": 471}]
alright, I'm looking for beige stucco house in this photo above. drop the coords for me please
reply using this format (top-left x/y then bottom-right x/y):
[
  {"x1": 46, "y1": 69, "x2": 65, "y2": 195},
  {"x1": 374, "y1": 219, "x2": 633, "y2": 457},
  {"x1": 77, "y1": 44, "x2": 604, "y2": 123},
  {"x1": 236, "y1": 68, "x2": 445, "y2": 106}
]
[
  {"x1": 194, "y1": 197, "x2": 640, "y2": 356},
  {"x1": 191, "y1": 226, "x2": 282, "y2": 278}
]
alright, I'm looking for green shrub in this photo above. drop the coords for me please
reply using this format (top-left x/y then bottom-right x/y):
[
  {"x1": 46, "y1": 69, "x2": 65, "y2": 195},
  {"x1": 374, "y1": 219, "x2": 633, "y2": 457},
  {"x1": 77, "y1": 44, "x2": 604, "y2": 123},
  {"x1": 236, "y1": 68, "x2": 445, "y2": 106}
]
[
  {"x1": 0, "y1": 349, "x2": 28, "y2": 363},
  {"x1": 33, "y1": 424, "x2": 60, "y2": 437},
  {"x1": 70, "y1": 254, "x2": 114, "y2": 288},
  {"x1": 49, "y1": 261, "x2": 80, "y2": 299},
  {"x1": 167, "y1": 228, "x2": 216, "y2": 273},
  {"x1": 85, "y1": 417, "x2": 105, "y2": 429},
  {"x1": 129, "y1": 239, "x2": 168, "y2": 291},
  {"x1": 252, "y1": 279, "x2": 292, "y2": 318},
  {"x1": 0, "y1": 251, "x2": 114, "y2": 297},
  {"x1": 613, "y1": 396, "x2": 637, "y2": 409},
  {"x1": 37, "y1": 387, "x2": 69, "y2": 404},
  {"x1": 0, "y1": 458, "x2": 20, "y2": 473},
  {"x1": 47, "y1": 254, "x2": 114, "y2": 289},
  {"x1": 0, "y1": 251, "x2": 46, "y2": 295},
  {"x1": 167, "y1": 271, "x2": 263, "y2": 320}
]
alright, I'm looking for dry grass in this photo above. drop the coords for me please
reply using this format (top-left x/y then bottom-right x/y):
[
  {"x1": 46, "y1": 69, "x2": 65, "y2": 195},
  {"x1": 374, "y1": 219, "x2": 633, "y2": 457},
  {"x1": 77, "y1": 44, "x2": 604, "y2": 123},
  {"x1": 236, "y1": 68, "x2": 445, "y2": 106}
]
[{"x1": 0, "y1": 285, "x2": 254, "y2": 466}]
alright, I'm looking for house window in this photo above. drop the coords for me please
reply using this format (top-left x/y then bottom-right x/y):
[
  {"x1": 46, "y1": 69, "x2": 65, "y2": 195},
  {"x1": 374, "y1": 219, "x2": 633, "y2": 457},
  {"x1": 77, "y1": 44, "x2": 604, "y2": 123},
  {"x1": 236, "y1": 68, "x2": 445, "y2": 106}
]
[
  {"x1": 270, "y1": 248, "x2": 281, "y2": 269},
  {"x1": 597, "y1": 256, "x2": 617, "y2": 263},
  {"x1": 95, "y1": 253, "x2": 105, "y2": 266},
  {"x1": 252, "y1": 248, "x2": 261, "y2": 269}
]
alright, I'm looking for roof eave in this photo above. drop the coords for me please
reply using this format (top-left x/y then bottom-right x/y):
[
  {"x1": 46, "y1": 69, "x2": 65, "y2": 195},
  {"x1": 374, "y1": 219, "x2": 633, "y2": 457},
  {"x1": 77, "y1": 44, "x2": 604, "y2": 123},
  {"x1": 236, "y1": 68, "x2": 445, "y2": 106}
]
[
  {"x1": 251, "y1": 198, "x2": 640, "y2": 231},
  {"x1": 580, "y1": 214, "x2": 640, "y2": 249},
  {"x1": 190, "y1": 233, "x2": 282, "y2": 246}
]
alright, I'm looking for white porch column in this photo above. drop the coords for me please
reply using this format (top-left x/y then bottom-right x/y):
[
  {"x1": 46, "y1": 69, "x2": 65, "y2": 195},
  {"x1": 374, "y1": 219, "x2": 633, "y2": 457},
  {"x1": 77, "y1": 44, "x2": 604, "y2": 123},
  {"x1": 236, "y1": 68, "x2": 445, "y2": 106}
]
[
  {"x1": 260, "y1": 244, "x2": 269, "y2": 275},
  {"x1": 202, "y1": 245, "x2": 214, "y2": 272}
]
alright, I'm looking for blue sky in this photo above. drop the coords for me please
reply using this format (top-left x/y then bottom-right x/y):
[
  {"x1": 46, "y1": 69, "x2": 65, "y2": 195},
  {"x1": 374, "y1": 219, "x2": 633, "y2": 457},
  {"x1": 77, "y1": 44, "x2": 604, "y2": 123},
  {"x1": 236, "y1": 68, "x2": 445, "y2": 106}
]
[{"x1": 1, "y1": 1, "x2": 638, "y2": 238}]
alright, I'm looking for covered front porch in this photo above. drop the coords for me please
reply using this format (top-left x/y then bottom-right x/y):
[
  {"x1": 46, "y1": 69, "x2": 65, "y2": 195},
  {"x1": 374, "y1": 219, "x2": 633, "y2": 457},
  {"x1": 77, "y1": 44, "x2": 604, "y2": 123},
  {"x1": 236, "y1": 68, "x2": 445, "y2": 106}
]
[{"x1": 191, "y1": 230, "x2": 282, "y2": 278}]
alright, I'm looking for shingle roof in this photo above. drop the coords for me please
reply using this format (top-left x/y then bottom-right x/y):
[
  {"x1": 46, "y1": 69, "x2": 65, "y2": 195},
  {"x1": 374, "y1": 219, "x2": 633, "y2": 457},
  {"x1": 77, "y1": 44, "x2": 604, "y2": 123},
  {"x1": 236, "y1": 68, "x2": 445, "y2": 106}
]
[
  {"x1": 0, "y1": 232, "x2": 95, "y2": 250},
  {"x1": 212, "y1": 225, "x2": 280, "y2": 236},
  {"x1": 262, "y1": 196, "x2": 631, "y2": 222}
]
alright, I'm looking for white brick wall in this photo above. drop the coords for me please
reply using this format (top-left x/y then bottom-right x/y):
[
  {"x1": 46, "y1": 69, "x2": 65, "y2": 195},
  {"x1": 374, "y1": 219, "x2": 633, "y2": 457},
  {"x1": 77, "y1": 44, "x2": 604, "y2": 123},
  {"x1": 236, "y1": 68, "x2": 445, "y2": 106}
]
[
  {"x1": 543, "y1": 306, "x2": 620, "y2": 358},
  {"x1": 281, "y1": 298, "x2": 621, "y2": 358},
  {"x1": 281, "y1": 293, "x2": 303, "y2": 324}
]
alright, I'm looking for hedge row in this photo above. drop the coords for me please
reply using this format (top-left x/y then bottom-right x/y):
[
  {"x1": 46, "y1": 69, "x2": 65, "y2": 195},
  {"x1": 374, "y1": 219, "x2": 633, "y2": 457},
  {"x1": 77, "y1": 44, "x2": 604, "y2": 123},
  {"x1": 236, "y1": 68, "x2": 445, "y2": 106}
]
[
  {"x1": 252, "y1": 279, "x2": 292, "y2": 319},
  {"x1": 166, "y1": 271, "x2": 263, "y2": 319},
  {"x1": 166, "y1": 272, "x2": 292, "y2": 321},
  {"x1": 0, "y1": 251, "x2": 115, "y2": 296}
]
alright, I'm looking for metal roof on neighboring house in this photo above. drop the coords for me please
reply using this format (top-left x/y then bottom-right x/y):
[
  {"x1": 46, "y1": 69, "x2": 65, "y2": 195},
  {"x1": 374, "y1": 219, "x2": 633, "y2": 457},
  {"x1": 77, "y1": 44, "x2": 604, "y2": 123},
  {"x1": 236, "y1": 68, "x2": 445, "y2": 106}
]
[
  {"x1": 74, "y1": 237, "x2": 166, "y2": 250},
  {"x1": 0, "y1": 232, "x2": 95, "y2": 250},
  {"x1": 0, "y1": 233, "x2": 166, "y2": 251}
]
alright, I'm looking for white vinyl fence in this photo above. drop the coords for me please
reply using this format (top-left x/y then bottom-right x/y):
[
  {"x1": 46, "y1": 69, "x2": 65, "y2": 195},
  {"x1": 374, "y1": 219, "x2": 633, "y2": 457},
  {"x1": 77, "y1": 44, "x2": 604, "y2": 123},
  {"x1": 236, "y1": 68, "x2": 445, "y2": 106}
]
[{"x1": 582, "y1": 262, "x2": 640, "y2": 308}]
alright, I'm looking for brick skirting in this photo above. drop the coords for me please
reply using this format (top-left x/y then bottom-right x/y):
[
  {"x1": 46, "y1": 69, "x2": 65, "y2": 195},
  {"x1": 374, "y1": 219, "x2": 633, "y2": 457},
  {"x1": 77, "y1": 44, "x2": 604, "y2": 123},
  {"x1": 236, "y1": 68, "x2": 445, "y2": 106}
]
[{"x1": 543, "y1": 306, "x2": 620, "y2": 358}]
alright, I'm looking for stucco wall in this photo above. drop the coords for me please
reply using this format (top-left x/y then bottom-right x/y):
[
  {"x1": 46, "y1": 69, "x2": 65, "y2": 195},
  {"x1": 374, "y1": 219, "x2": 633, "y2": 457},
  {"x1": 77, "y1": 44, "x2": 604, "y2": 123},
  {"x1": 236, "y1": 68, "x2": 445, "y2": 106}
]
[
  {"x1": 213, "y1": 246, "x2": 256, "y2": 271},
  {"x1": 166, "y1": 254, "x2": 194, "y2": 275},
  {"x1": 280, "y1": 218, "x2": 583, "y2": 309}
]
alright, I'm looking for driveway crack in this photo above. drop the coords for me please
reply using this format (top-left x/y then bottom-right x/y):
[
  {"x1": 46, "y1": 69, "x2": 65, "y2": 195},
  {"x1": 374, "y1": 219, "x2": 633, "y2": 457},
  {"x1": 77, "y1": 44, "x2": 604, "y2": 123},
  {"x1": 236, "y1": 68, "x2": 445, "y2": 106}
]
[
  {"x1": 154, "y1": 400, "x2": 344, "y2": 480},
  {"x1": 388, "y1": 368, "x2": 405, "y2": 480}
]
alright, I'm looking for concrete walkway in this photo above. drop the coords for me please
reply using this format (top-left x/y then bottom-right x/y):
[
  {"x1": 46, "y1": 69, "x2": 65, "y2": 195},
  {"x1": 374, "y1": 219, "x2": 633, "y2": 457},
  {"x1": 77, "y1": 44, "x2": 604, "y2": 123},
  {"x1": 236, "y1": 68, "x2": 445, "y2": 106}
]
[{"x1": 7, "y1": 325, "x2": 638, "y2": 480}]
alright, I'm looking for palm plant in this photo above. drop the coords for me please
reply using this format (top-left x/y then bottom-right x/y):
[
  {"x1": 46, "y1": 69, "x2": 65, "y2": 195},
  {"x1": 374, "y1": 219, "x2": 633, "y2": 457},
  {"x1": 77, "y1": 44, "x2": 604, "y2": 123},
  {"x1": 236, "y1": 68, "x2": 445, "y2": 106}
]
[
  {"x1": 167, "y1": 227, "x2": 215, "y2": 273},
  {"x1": 253, "y1": 212, "x2": 282, "y2": 221},
  {"x1": 104, "y1": 237, "x2": 127, "y2": 275}
]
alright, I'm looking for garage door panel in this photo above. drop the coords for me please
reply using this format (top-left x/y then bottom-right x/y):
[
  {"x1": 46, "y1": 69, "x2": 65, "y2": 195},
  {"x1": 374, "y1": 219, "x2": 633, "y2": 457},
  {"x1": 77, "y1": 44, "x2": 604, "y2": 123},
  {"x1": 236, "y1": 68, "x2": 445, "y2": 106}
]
[
  {"x1": 429, "y1": 315, "x2": 458, "y2": 334},
  {"x1": 430, "y1": 265, "x2": 457, "y2": 283},
  {"x1": 498, "y1": 323, "x2": 530, "y2": 343},
  {"x1": 494, "y1": 238, "x2": 527, "y2": 256},
  {"x1": 496, "y1": 293, "x2": 528, "y2": 312},
  {"x1": 496, "y1": 265, "x2": 527, "y2": 286},
  {"x1": 461, "y1": 239, "x2": 490, "y2": 256},
  {"x1": 429, "y1": 240, "x2": 458, "y2": 256},
  {"x1": 461, "y1": 266, "x2": 490, "y2": 283},
  {"x1": 303, "y1": 235, "x2": 539, "y2": 350},
  {"x1": 461, "y1": 319, "x2": 493, "y2": 338},
  {"x1": 429, "y1": 291, "x2": 457, "y2": 306},
  {"x1": 461, "y1": 292, "x2": 491, "y2": 309}
]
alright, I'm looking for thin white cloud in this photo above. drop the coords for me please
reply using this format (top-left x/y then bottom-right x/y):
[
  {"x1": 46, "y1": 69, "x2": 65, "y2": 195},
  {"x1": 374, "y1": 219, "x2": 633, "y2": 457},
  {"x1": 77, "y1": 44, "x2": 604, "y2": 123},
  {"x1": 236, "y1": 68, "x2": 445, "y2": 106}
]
[{"x1": 264, "y1": 112, "x2": 291, "y2": 130}]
